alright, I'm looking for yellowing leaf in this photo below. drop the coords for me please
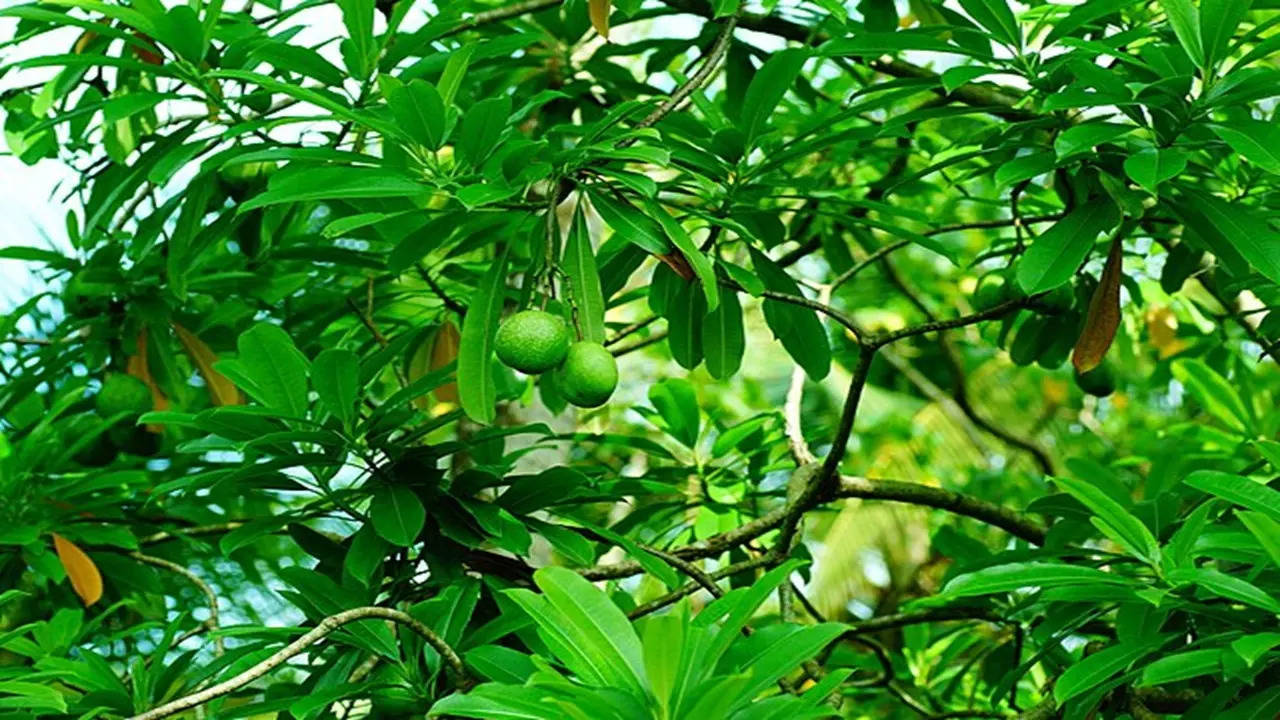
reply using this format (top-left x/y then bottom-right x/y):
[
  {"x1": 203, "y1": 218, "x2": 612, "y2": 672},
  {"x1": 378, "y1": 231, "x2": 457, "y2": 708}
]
[
  {"x1": 52, "y1": 533, "x2": 103, "y2": 607},
  {"x1": 126, "y1": 329, "x2": 169, "y2": 432},
  {"x1": 1072, "y1": 236, "x2": 1124, "y2": 373},
  {"x1": 589, "y1": 0, "x2": 611, "y2": 40},
  {"x1": 409, "y1": 322, "x2": 461, "y2": 409},
  {"x1": 1144, "y1": 306, "x2": 1186, "y2": 358},
  {"x1": 173, "y1": 323, "x2": 241, "y2": 406}
]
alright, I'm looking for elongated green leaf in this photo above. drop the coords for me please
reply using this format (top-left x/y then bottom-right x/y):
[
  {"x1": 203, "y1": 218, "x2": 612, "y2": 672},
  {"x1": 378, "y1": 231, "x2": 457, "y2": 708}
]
[
  {"x1": 1140, "y1": 649, "x2": 1222, "y2": 686},
  {"x1": 507, "y1": 567, "x2": 647, "y2": 697},
  {"x1": 311, "y1": 349, "x2": 359, "y2": 431},
  {"x1": 234, "y1": 323, "x2": 310, "y2": 418},
  {"x1": 458, "y1": 247, "x2": 510, "y2": 424},
  {"x1": 590, "y1": 191, "x2": 670, "y2": 254},
  {"x1": 1124, "y1": 147, "x2": 1187, "y2": 192},
  {"x1": 1054, "y1": 476, "x2": 1159, "y2": 563},
  {"x1": 649, "y1": 204, "x2": 718, "y2": 312},
  {"x1": 240, "y1": 167, "x2": 427, "y2": 212},
  {"x1": 428, "y1": 683, "x2": 562, "y2": 719},
  {"x1": 388, "y1": 80, "x2": 448, "y2": 150},
  {"x1": 739, "y1": 48, "x2": 810, "y2": 145},
  {"x1": 563, "y1": 207, "x2": 607, "y2": 344},
  {"x1": 1159, "y1": 0, "x2": 1204, "y2": 67},
  {"x1": 700, "y1": 561, "x2": 807, "y2": 667},
  {"x1": 1054, "y1": 123, "x2": 1134, "y2": 158},
  {"x1": 1238, "y1": 512, "x2": 1280, "y2": 568},
  {"x1": 735, "y1": 623, "x2": 848, "y2": 700},
  {"x1": 941, "y1": 562, "x2": 1136, "y2": 597},
  {"x1": 1201, "y1": 0, "x2": 1251, "y2": 71},
  {"x1": 1211, "y1": 121, "x2": 1280, "y2": 175},
  {"x1": 1016, "y1": 199, "x2": 1121, "y2": 293},
  {"x1": 1232, "y1": 633, "x2": 1280, "y2": 667},
  {"x1": 957, "y1": 0, "x2": 1021, "y2": 48},
  {"x1": 1056, "y1": 640, "x2": 1162, "y2": 703},
  {"x1": 703, "y1": 286, "x2": 745, "y2": 380},
  {"x1": 1168, "y1": 567, "x2": 1280, "y2": 612},
  {"x1": 1171, "y1": 359, "x2": 1252, "y2": 434},
  {"x1": 370, "y1": 486, "x2": 425, "y2": 547},
  {"x1": 749, "y1": 247, "x2": 830, "y2": 380},
  {"x1": 1168, "y1": 190, "x2": 1280, "y2": 285},
  {"x1": 666, "y1": 281, "x2": 706, "y2": 370},
  {"x1": 648, "y1": 379, "x2": 700, "y2": 448},
  {"x1": 456, "y1": 96, "x2": 511, "y2": 168},
  {"x1": 1184, "y1": 470, "x2": 1280, "y2": 523}
]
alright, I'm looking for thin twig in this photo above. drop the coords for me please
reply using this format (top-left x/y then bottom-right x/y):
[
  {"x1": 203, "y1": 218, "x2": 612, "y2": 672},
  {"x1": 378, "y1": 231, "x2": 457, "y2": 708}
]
[
  {"x1": 632, "y1": 15, "x2": 738, "y2": 131},
  {"x1": 127, "y1": 607, "x2": 472, "y2": 720},
  {"x1": 129, "y1": 553, "x2": 225, "y2": 657}
]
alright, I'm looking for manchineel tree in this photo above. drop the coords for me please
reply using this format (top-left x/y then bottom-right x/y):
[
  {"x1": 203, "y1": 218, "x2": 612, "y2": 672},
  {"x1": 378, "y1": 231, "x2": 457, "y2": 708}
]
[{"x1": 2, "y1": 0, "x2": 1280, "y2": 718}]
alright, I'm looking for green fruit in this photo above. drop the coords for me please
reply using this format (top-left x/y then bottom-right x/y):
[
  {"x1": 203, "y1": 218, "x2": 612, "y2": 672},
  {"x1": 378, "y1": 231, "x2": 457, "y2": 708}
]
[
  {"x1": 1009, "y1": 316, "x2": 1047, "y2": 366},
  {"x1": 1034, "y1": 283, "x2": 1074, "y2": 314},
  {"x1": 109, "y1": 424, "x2": 161, "y2": 456},
  {"x1": 61, "y1": 275, "x2": 109, "y2": 317},
  {"x1": 95, "y1": 374, "x2": 153, "y2": 418},
  {"x1": 495, "y1": 310, "x2": 570, "y2": 374},
  {"x1": 559, "y1": 342, "x2": 618, "y2": 408},
  {"x1": 64, "y1": 414, "x2": 117, "y2": 467},
  {"x1": 973, "y1": 274, "x2": 1011, "y2": 311},
  {"x1": 1074, "y1": 364, "x2": 1115, "y2": 397}
]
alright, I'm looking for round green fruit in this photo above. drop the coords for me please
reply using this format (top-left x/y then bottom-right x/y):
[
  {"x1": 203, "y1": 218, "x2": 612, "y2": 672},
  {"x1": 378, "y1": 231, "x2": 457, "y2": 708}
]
[
  {"x1": 109, "y1": 424, "x2": 161, "y2": 457},
  {"x1": 973, "y1": 274, "x2": 1011, "y2": 311},
  {"x1": 1074, "y1": 364, "x2": 1115, "y2": 397},
  {"x1": 369, "y1": 687, "x2": 421, "y2": 718},
  {"x1": 95, "y1": 374, "x2": 153, "y2": 418},
  {"x1": 1034, "y1": 283, "x2": 1074, "y2": 314},
  {"x1": 64, "y1": 413, "x2": 117, "y2": 467},
  {"x1": 494, "y1": 310, "x2": 570, "y2": 374},
  {"x1": 559, "y1": 342, "x2": 618, "y2": 408}
]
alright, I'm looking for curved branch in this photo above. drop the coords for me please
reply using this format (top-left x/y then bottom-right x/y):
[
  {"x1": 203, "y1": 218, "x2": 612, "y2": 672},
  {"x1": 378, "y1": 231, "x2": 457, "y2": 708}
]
[
  {"x1": 633, "y1": 15, "x2": 738, "y2": 130},
  {"x1": 836, "y1": 477, "x2": 1046, "y2": 545},
  {"x1": 128, "y1": 607, "x2": 472, "y2": 720},
  {"x1": 129, "y1": 553, "x2": 224, "y2": 657},
  {"x1": 871, "y1": 297, "x2": 1028, "y2": 348}
]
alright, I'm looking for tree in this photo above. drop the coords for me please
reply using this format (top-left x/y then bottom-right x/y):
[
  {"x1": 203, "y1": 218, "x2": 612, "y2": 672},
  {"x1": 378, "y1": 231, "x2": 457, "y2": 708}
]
[{"x1": 2, "y1": 0, "x2": 1279, "y2": 718}]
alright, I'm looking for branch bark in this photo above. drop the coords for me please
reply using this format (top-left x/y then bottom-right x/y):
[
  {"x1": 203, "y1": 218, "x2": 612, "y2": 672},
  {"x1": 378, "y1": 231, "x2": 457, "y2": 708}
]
[{"x1": 127, "y1": 607, "x2": 472, "y2": 720}]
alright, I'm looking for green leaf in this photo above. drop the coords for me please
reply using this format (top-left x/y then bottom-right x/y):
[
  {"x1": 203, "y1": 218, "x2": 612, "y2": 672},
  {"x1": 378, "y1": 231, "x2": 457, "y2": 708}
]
[
  {"x1": 1211, "y1": 121, "x2": 1280, "y2": 175},
  {"x1": 429, "y1": 683, "x2": 561, "y2": 719},
  {"x1": 648, "y1": 379, "x2": 700, "y2": 448},
  {"x1": 1123, "y1": 147, "x2": 1187, "y2": 193},
  {"x1": 749, "y1": 247, "x2": 830, "y2": 380},
  {"x1": 1184, "y1": 470, "x2": 1280, "y2": 523},
  {"x1": 456, "y1": 96, "x2": 511, "y2": 169},
  {"x1": 957, "y1": 0, "x2": 1021, "y2": 48},
  {"x1": 239, "y1": 167, "x2": 427, "y2": 212},
  {"x1": 941, "y1": 562, "x2": 1137, "y2": 597},
  {"x1": 249, "y1": 42, "x2": 345, "y2": 87},
  {"x1": 1168, "y1": 190, "x2": 1280, "y2": 285},
  {"x1": 1167, "y1": 567, "x2": 1280, "y2": 613},
  {"x1": 1139, "y1": 649, "x2": 1222, "y2": 686},
  {"x1": 370, "y1": 486, "x2": 425, "y2": 547},
  {"x1": 563, "y1": 206, "x2": 607, "y2": 345},
  {"x1": 438, "y1": 44, "x2": 477, "y2": 107},
  {"x1": 1238, "y1": 512, "x2": 1280, "y2": 568},
  {"x1": 1171, "y1": 359, "x2": 1252, "y2": 434},
  {"x1": 1158, "y1": 0, "x2": 1204, "y2": 68},
  {"x1": 590, "y1": 191, "x2": 671, "y2": 254},
  {"x1": 1055, "y1": 640, "x2": 1161, "y2": 703},
  {"x1": 739, "y1": 48, "x2": 810, "y2": 145},
  {"x1": 337, "y1": 0, "x2": 375, "y2": 79},
  {"x1": 507, "y1": 567, "x2": 647, "y2": 697},
  {"x1": 1200, "y1": 0, "x2": 1251, "y2": 71},
  {"x1": 666, "y1": 281, "x2": 707, "y2": 370},
  {"x1": 1054, "y1": 122, "x2": 1135, "y2": 158},
  {"x1": 388, "y1": 80, "x2": 448, "y2": 150},
  {"x1": 311, "y1": 349, "x2": 359, "y2": 431},
  {"x1": 1232, "y1": 633, "x2": 1280, "y2": 667},
  {"x1": 458, "y1": 247, "x2": 511, "y2": 424},
  {"x1": 1016, "y1": 199, "x2": 1121, "y2": 293},
  {"x1": 1054, "y1": 477, "x2": 1159, "y2": 563},
  {"x1": 234, "y1": 323, "x2": 310, "y2": 418},
  {"x1": 995, "y1": 152, "x2": 1056, "y2": 187},
  {"x1": 703, "y1": 286, "x2": 745, "y2": 380},
  {"x1": 734, "y1": 623, "x2": 849, "y2": 700},
  {"x1": 648, "y1": 204, "x2": 718, "y2": 312}
]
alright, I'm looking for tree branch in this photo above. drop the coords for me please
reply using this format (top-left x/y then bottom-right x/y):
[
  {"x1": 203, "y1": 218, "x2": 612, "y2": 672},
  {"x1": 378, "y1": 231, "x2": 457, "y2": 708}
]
[
  {"x1": 127, "y1": 607, "x2": 472, "y2": 720},
  {"x1": 129, "y1": 552, "x2": 225, "y2": 657},
  {"x1": 633, "y1": 15, "x2": 738, "y2": 131}
]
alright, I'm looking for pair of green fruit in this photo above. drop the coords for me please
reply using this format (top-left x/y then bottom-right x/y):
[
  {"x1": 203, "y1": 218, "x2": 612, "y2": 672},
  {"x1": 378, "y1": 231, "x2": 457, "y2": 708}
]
[
  {"x1": 70, "y1": 374, "x2": 158, "y2": 465},
  {"x1": 494, "y1": 310, "x2": 618, "y2": 408}
]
